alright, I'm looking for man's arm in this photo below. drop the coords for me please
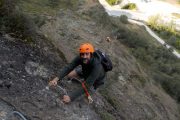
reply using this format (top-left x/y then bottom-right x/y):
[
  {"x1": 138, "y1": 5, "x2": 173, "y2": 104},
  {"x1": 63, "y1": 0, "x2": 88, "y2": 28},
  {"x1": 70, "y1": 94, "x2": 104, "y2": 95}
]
[
  {"x1": 49, "y1": 56, "x2": 80, "y2": 86},
  {"x1": 58, "y1": 56, "x2": 80, "y2": 80}
]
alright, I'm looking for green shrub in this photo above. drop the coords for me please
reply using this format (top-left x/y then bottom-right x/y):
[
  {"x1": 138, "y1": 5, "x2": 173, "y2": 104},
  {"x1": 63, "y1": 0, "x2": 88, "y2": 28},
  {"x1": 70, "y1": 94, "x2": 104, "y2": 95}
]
[
  {"x1": 100, "y1": 111, "x2": 116, "y2": 120},
  {"x1": 175, "y1": 37, "x2": 180, "y2": 49},
  {"x1": 115, "y1": 17, "x2": 180, "y2": 102},
  {"x1": 120, "y1": 15, "x2": 128, "y2": 24},
  {"x1": 148, "y1": 15, "x2": 176, "y2": 35},
  {"x1": 172, "y1": 13, "x2": 180, "y2": 18},
  {"x1": 162, "y1": 77, "x2": 180, "y2": 101},
  {"x1": 166, "y1": 20, "x2": 176, "y2": 34},
  {"x1": 0, "y1": 0, "x2": 35, "y2": 44},
  {"x1": 168, "y1": 35, "x2": 176, "y2": 46},
  {"x1": 86, "y1": 5, "x2": 111, "y2": 26},
  {"x1": 48, "y1": 0, "x2": 60, "y2": 7},
  {"x1": 33, "y1": 15, "x2": 46, "y2": 27},
  {"x1": 121, "y1": 3, "x2": 137, "y2": 10},
  {"x1": 136, "y1": 45, "x2": 180, "y2": 101},
  {"x1": 147, "y1": 14, "x2": 179, "y2": 50},
  {"x1": 118, "y1": 31, "x2": 149, "y2": 49},
  {"x1": 47, "y1": 0, "x2": 77, "y2": 8},
  {"x1": 0, "y1": 0, "x2": 3, "y2": 7},
  {"x1": 106, "y1": 0, "x2": 121, "y2": 5},
  {"x1": 160, "y1": 31, "x2": 170, "y2": 38},
  {"x1": 0, "y1": 0, "x2": 16, "y2": 15},
  {"x1": 148, "y1": 14, "x2": 161, "y2": 30}
]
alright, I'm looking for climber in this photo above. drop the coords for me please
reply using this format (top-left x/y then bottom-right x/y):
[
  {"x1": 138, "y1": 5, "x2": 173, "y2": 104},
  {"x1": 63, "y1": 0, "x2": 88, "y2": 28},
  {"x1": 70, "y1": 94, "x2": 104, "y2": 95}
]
[{"x1": 49, "y1": 43, "x2": 106, "y2": 103}]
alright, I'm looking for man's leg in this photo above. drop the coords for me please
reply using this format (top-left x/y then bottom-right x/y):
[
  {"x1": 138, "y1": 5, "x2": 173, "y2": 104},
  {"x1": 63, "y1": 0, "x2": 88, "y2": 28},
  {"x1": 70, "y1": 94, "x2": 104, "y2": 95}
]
[{"x1": 63, "y1": 67, "x2": 83, "y2": 103}]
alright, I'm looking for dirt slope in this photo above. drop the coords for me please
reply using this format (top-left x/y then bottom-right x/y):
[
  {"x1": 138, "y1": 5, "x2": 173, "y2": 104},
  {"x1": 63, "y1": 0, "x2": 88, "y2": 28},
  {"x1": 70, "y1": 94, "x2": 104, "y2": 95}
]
[
  {"x1": 0, "y1": 0, "x2": 180, "y2": 120},
  {"x1": 40, "y1": 0, "x2": 180, "y2": 119}
]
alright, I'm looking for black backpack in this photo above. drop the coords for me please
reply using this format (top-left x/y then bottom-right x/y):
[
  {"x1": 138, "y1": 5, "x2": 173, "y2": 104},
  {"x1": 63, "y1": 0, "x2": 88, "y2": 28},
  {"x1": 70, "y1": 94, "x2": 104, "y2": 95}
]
[{"x1": 95, "y1": 50, "x2": 113, "y2": 72}]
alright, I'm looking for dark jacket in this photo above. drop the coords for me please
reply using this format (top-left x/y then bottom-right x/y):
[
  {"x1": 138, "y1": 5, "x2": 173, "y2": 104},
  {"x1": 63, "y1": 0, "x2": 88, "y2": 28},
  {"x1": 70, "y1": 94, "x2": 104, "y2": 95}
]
[{"x1": 59, "y1": 52, "x2": 105, "y2": 100}]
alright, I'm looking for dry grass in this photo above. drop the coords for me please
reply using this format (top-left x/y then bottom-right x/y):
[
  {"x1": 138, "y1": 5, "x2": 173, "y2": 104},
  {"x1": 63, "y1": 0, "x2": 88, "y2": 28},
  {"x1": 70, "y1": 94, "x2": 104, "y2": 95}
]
[
  {"x1": 172, "y1": 13, "x2": 180, "y2": 18},
  {"x1": 18, "y1": 0, "x2": 78, "y2": 15},
  {"x1": 159, "y1": 0, "x2": 180, "y2": 6}
]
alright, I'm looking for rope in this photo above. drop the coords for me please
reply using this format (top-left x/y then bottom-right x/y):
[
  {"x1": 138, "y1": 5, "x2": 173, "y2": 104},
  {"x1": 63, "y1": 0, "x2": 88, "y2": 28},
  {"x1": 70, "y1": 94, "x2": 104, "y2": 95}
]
[
  {"x1": 56, "y1": 85, "x2": 68, "y2": 95},
  {"x1": 9, "y1": 111, "x2": 27, "y2": 120}
]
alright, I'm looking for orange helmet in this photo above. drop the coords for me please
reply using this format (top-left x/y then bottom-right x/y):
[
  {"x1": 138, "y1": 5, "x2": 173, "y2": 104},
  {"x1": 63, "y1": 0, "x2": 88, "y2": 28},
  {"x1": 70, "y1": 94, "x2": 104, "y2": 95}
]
[{"x1": 79, "y1": 43, "x2": 94, "y2": 53}]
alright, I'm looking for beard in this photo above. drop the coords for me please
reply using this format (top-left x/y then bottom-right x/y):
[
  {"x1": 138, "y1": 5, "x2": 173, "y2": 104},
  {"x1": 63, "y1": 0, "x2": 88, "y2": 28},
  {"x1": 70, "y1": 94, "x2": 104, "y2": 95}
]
[{"x1": 82, "y1": 58, "x2": 90, "y2": 64}]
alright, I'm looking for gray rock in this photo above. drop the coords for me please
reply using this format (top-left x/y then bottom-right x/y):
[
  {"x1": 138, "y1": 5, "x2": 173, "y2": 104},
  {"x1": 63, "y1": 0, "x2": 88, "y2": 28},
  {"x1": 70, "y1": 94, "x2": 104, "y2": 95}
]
[{"x1": 25, "y1": 61, "x2": 49, "y2": 78}]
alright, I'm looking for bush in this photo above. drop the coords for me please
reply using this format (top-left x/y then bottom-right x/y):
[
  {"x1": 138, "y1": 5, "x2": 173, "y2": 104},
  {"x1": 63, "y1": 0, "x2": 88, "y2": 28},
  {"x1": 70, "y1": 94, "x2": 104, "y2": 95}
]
[
  {"x1": 148, "y1": 14, "x2": 159, "y2": 28},
  {"x1": 0, "y1": 0, "x2": 16, "y2": 15},
  {"x1": 175, "y1": 37, "x2": 180, "y2": 49},
  {"x1": 168, "y1": 35, "x2": 176, "y2": 46},
  {"x1": 0, "y1": 0, "x2": 3, "y2": 7},
  {"x1": 106, "y1": 0, "x2": 121, "y2": 5},
  {"x1": 0, "y1": 0, "x2": 36, "y2": 44},
  {"x1": 148, "y1": 15, "x2": 176, "y2": 35},
  {"x1": 86, "y1": 5, "x2": 112, "y2": 26},
  {"x1": 33, "y1": 15, "x2": 46, "y2": 27},
  {"x1": 115, "y1": 16, "x2": 180, "y2": 101},
  {"x1": 118, "y1": 31, "x2": 149, "y2": 49},
  {"x1": 162, "y1": 78, "x2": 180, "y2": 101},
  {"x1": 121, "y1": 3, "x2": 137, "y2": 10},
  {"x1": 48, "y1": 0, "x2": 60, "y2": 7},
  {"x1": 133, "y1": 48, "x2": 147, "y2": 60},
  {"x1": 172, "y1": 13, "x2": 180, "y2": 18},
  {"x1": 160, "y1": 31, "x2": 170, "y2": 38},
  {"x1": 99, "y1": 111, "x2": 116, "y2": 120},
  {"x1": 120, "y1": 15, "x2": 128, "y2": 24},
  {"x1": 166, "y1": 20, "x2": 176, "y2": 34},
  {"x1": 147, "y1": 14, "x2": 179, "y2": 50}
]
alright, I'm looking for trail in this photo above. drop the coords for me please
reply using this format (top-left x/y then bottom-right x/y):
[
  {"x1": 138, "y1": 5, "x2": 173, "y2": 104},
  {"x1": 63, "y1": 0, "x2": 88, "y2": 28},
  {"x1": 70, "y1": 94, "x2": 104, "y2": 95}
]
[{"x1": 98, "y1": 0, "x2": 180, "y2": 58}]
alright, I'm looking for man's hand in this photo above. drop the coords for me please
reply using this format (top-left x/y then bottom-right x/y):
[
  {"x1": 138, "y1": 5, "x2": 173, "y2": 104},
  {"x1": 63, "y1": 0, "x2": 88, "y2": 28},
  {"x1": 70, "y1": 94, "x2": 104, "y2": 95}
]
[
  {"x1": 49, "y1": 77, "x2": 59, "y2": 87},
  {"x1": 88, "y1": 96, "x2": 93, "y2": 103},
  {"x1": 62, "y1": 95, "x2": 71, "y2": 103}
]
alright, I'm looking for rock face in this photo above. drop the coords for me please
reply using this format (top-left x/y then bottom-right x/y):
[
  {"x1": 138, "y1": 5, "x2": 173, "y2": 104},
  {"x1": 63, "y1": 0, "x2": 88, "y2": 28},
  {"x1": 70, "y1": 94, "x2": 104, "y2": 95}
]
[
  {"x1": 0, "y1": 36, "x2": 102, "y2": 120},
  {"x1": 25, "y1": 61, "x2": 49, "y2": 78},
  {"x1": 0, "y1": 99, "x2": 14, "y2": 120}
]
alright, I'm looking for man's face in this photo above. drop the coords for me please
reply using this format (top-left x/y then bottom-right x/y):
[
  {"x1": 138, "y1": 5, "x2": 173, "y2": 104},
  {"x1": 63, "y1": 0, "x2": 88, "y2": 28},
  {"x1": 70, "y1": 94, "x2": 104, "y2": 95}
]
[{"x1": 80, "y1": 52, "x2": 91, "y2": 64}]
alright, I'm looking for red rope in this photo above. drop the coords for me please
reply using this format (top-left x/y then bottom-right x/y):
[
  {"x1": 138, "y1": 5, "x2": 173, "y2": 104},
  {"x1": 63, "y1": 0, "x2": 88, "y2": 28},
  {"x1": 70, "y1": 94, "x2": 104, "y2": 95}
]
[{"x1": 81, "y1": 81, "x2": 90, "y2": 97}]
